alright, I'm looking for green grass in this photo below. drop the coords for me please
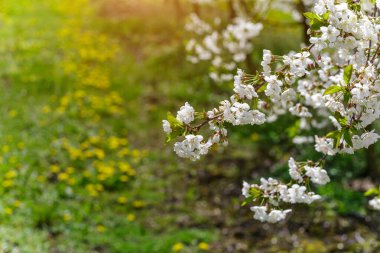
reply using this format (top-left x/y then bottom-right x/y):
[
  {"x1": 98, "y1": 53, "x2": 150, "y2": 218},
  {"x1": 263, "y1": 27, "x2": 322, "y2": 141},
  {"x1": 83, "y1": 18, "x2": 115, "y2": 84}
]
[{"x1": 0, "y1": 0, "x2": 217, "y2": 252}]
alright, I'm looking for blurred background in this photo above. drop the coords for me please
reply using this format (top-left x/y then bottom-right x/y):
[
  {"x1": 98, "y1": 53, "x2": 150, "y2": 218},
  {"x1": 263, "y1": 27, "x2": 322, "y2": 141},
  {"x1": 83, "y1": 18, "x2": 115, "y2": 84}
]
[{"x1": 0, "y1": 0, "x2": 379, "y2": 252}]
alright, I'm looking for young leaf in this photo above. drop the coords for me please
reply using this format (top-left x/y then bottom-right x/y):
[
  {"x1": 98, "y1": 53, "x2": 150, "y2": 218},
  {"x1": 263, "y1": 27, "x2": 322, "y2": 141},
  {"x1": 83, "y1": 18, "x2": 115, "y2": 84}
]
[
  {"x1": 334, "y1": 112, "x2": 347, "y2": 126},
  {"x1": 343, "y1": 129, "x2": 353, "y2": 147},
  {"x1": 343, "y1": 64, "x2": 353, "y2": 84},
  {"x1": 324, "y1": 85, "x2": 342, "y2": 96},
  {"x1": 365, "y1": 188, "x2": 379, "y2": 196},
  {"x1": 167, "y1": 112, "x2": 182, "y2": 127},
  {"x1": 343, "y1": 92, "x2": 351, "y2": 104},
  {"x1": 334, "y1": 132, "x2": 342, "y2": 149},
  {"x1": 322, "y1": 12, "x2": 330, "y2": 21},
  {"x1": 303, "y1": 12, "x2": 321, "y2": 21},
  {"x1": 326, "y1": 130, "x2": 339, "y2": 139},
  {"x1": 250, "y1": 188, "x2": 262, "y2": 199},
  {"x1": 241, "y1": 196, "x2": 254, "y2": 206},
  {"x1": 257, "y1": 83, "x2": 268, "y2": 93}
]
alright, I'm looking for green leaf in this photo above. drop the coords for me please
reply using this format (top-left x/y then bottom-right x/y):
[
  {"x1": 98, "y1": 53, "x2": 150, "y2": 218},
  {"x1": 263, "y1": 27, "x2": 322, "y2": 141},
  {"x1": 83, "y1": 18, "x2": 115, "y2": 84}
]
[
  {"x1": 326, "y1": 129, "x2": 343, "y2": 149},
  {"x1": 326, "y1": 130, "x2": 339, "y2": 139},
  {"x1": 343, "y1": 64, "x2": 353, "y2": 84},
  {"x1": 251, "y1": 98, "x2": 259, "y2": 109},
  {"x1": 303, "y1": 12, "x2": 321, "y2": 21},
  {"x1": 165, "y1": 112, "x2": 185, "y2": 143},
  {"x1": 166, "y1": 131, "x2": 181, "y2": 143},
  {"x1": 343, "y1": 92, "x2": 351, "y2": 104},
  {"x1": 334, "y1": 132, "x2": 342, "y2": 149},
  {"x1": 324, "y1": 85, "x2": 342, "y2": 96},
  {"x1": 167, "y1": 112, "x2": 183, "y2": 128},
  {"x1": 303, "y1": 12, "x2": 328, "y2": 30},
  {"x1": 241, "y1": 196, "x2": 254, "y2": 206},
  {"x1": 250, "y1": 188, "x2": 261, "y2": 199},
  {"x1": 334, "y1": 112, "x2": 347, "y2": 126},
  {"x1": 322, "y1": 12, "x2": 330, "y2": 21},
  {"x1": 257, "y1": 83, "x2": 268, "y2": 93},
  {"x1": 343, "y1": 129, "x2": 353, "y2": 147},
  {"x1": 365, "y1": 188, "x2": 379, "y2": 196},
  {"x1": 167, "y1": 112, "x2": 177, "y2": 124},
  {"x1": 310, "y1": 19, "x2": 325, "y2": 30}
]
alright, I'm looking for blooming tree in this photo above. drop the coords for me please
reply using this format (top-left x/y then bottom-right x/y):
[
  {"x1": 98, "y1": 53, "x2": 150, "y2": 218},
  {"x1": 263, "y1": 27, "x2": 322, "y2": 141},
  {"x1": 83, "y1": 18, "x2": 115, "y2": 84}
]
[
  {"x1": 184, "y1": 0, "x2": 317, "y2": 83},
  {"x1": 185, "y1": 0, "x2": 264, "y2": 82},
  {"x1": 164, "y1": 0, "x2": 380, "y2": 223}
]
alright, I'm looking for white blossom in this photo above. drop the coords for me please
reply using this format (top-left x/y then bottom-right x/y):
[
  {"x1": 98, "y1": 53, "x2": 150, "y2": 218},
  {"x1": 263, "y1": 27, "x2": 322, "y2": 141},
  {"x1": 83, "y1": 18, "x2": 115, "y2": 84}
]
[
  {"x1": 369, "y1": 197, "x2": 380, "y2": 210},
  {"x1": 250, "y1": 206, "x2": 291, "y2": 223},
  {"x1": 288, "y1": 157, "x2": 303, "y2": 183},
  {"x1": 162, "y1": 120, "x2": 172, "y2": 134},
  {"x1": 173, "y1": 135, "x2": 211, "y2": 161},
  {"x1": 305, "y1": 166, "x2": 330, "y2": 185},
  {"x1": 176, "y1": 102, "x2": 195, "y2": 124},
  {"x1": 242, "y1": 181, "x2": 251, "y2": 198}
]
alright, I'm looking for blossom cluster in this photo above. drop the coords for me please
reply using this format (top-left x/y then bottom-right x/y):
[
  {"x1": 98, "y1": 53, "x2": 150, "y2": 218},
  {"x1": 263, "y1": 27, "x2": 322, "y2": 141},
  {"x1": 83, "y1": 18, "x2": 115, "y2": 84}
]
[
  {"x1": 185, "y1": 2, "x2": 263, "y2": 82},
  {"x1": 165, "y1": 0, "x2": 380, "y2": 223},
  {"x1": 184, "y1": 0, "x2": 320, "y2": 83}
]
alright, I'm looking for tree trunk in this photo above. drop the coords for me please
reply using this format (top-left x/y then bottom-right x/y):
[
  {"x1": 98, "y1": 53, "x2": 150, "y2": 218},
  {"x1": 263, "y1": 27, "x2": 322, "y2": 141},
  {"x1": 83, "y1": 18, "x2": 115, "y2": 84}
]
[
  {"x1": 296, "y1": 1, "x2": 309, "y2": 45},
  {"x1": 227, "y1": 0, "x2": 237, "y2": 20},
  {"x1": 172, "y1": 0, "x2": 183, "y2": 20},
  {"x1": 366, "y1": 144, "x2": 379, "y2": 179},
  {"x1": 192, "y1": 3, "x2": 200, "y2": 16}
]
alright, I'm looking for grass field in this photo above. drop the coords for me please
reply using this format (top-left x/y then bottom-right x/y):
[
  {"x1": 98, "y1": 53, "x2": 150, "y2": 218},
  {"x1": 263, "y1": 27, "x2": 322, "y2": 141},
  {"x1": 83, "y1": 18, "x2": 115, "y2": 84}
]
[{"x1": 0, "y1": 1, "x2": 218, "y2": 252}]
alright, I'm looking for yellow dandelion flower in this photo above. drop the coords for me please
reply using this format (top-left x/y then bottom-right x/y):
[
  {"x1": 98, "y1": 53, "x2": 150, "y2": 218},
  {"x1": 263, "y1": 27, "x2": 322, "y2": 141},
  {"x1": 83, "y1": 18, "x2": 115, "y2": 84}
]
[
  {"x1": 4, "y1": 207, "x2": 13, "y2": 215},
  {"x1": 13, "y1": 200, "x2": 22, "y2": 208},
  {"x1": 120, "y1": 175, "x2": 129, "y2": 182},
  {"x1": 127, "y1": 213, "x2": 136, "y2": 222},
  {"x1": 67, "y1": 167, "x2": 75, "y2": 174},
  {"x1": 117, "y1": 196, "x2": 127, "y2": 204},
  {"x1": 251, "y1": 133, "x2": 260, "y2": 141},
  {"x1": 2, "y1": 145, "x2": 10, "y2": 154},
  {"x1": 131, "y1": 149, "x2": 141, "y2": 158},
  {"x1": 95, "y1": 184, "x2": 104, "y2": 191},
  {"x1": 69, "y1": 148, "x2": 81, "y2": 160},
  {"x1": 42, "y1": 106, "x2": 51, "y2": 114},
  {"x1": 50, "y1": 165, "x2": 60, "y2": 173},
  {"x1": 117, "y1": 148, "x2": 130, "y2": 157},
  {"x1": 17, "y1": 142, "x2": 25, "y2": 150},
  {"x1": 83, "y1": 171, "x2": 91, "y2": 177},
  {"x1": 75, "y1": 90, "x2": 86, "y2": 99},
  {"x1": 119, "y1": 162, "x2": 131, "y2": 172},
  {"x1": 60, "y1": 96, "x2": 70, "y2": 107},
  {"x1": 37, "y1": 175, "x2": 46, "y2": 182},
  {"x1": 126, "y1": 168, "x2": 136, "y2": 177},
  {"x1": 97, "y1": 174, "x2": 107, "y2": 181},
  {"x1": 86, "y1": 184, "x2": 99, "y2": 197},
  {"x1": 58, "y1": 173, "x2": 69, "y2": 181},
  {"x1": 94, "y1": 149, "x2": 105, "y2": 160},
  {"x1": 96, "y1": 225, "x2": 106, "y2": 233},
  {"x1": 108, "y1": 137, "x2": 120, "y2": 150},
  {"x1": 9, "y1": 157, "x2": 17, "y2": 165},
  {"x1": 132, "y1": 200, "x2": 145, "y2": 209},
  {"x1": 63, "y1": 213, "x2": 72, "y2": 222},
  {"x1": 5, "y1": 170, "x2": 17, "y2": 179},
  {"x1": 68, "y1": 178, "x2": 76, "y2": 185},
  {"x1": 8, "y1": 110, "x2": 18, "y2": 118},
  {"x1": 80, "y1": 141, "x2": 90, "y2": 150},
  {"x1": 198, "y1": 242, "x2": 210, "y2": 251},
  {"x1": 172, "y1": 243, "x2": 184, "y2": 252},
  {"x1": 3, "y1": 180, "x2": 14, "y2": 188}
]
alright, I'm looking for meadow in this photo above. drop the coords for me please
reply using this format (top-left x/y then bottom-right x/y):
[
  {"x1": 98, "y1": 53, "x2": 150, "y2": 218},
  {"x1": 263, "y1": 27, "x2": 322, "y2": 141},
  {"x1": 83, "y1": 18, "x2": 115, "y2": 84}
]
[{"x1": 0, "y1": 0, "x2": 379, "y2": 252}]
